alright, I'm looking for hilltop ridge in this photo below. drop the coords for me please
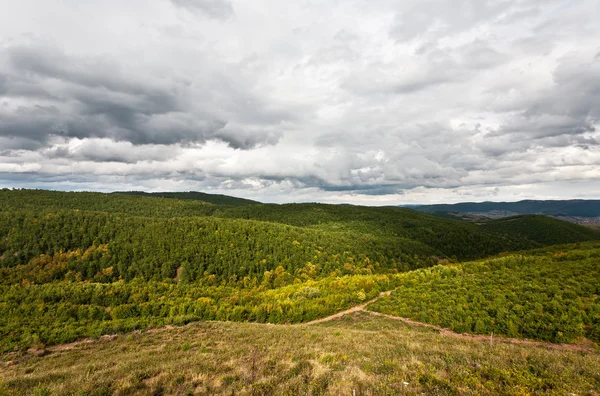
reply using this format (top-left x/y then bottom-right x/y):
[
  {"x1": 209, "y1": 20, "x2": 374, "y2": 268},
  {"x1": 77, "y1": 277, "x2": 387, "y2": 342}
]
[{"x1": 114, "y1": 190, "x2": 261, "y2": 206}]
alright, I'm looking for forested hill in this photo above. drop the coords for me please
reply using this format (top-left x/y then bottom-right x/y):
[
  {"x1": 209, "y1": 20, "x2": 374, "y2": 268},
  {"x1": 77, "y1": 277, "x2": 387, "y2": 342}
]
[
  {"x1": 1, "y1": 188, "x2": 600, "y2": 352},
  {"x1": 1, "y1": 189, "x2": 599, "y2": 270},
  {"x1": 0, "y1": 189, "x2": 214, "y2": 217},
  {"x1": 114, "y1": 191, "x2": 261, "y2": 206},
  {"x1": 479, "y1": 215, "x2": 600, "y2": 245},
  {"x1": 415, "y1": 199, "x2": 600, "y2": 217}
]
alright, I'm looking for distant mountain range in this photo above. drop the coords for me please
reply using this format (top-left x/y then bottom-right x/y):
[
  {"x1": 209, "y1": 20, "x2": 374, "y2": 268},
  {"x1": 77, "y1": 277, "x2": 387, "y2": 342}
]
[{"x1": 414, "y1": 199, "x2": 600, "y2": 218}]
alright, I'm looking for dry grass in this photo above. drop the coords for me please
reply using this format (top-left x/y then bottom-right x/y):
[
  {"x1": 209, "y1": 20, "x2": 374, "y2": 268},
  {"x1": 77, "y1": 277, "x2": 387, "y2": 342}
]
[{"x1": 1, "y1": 312, "x2": 599, "y2": 395}]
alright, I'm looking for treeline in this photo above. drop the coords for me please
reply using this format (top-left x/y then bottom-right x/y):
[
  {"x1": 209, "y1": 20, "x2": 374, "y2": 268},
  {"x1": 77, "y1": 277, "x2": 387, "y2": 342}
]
[
  {"x1": 0, "y1": 189, "x2": 215, "y2": 218},
  {"x1": 369, "y1": 243, "x2": 600, "y2": 343},
  {"x1": 114, "y1": 191, "x2": 260, "y2": 206},
  {"x1": 0, "y1": 274, "x2": 398, "y2": 351}
]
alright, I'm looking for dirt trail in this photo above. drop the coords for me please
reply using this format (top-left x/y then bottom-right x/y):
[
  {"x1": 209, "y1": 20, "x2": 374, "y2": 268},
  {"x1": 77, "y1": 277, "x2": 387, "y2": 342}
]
[
  {"x1": 299, "y1": 290, "x2": 596, "y2": 352},
  {"x1": 365, "y1": 311, "x2": 596, "y2": 352},
  {"x1": 300, "y1": 290, "x2": 393, "y2": 326},
  {"x1": 17, "y1": 289, "x2": 598, "y2": 357},
  {"x1": 36, "y1": 292, "x2": 395, "y2": 354}
]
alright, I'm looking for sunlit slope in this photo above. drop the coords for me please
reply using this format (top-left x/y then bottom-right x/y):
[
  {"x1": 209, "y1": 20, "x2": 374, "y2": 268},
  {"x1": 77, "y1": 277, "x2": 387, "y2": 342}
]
[
  {"x1": 369, "y1": 242, "x2": 600, "y2": 344},
  {"x1": 1, "y1": 313, "x2": 599, "y2": 395}
]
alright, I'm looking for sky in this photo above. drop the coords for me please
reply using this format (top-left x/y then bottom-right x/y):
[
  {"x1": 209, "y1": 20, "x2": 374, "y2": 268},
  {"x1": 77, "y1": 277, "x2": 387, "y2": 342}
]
[{"x1": 0, "y1": 0, "x2": 599, "y2": 205}]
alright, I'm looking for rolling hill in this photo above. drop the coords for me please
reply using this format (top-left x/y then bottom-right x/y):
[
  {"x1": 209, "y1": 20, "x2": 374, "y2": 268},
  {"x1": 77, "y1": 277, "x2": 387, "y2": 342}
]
[
  {"x1": 478, "y1": 215, "x2": 600, "y2": 245},
  {"x1": 1, "y1": 189, "x2": 600, "y2": 394},
  {"x1": 2, "y1": 311, "x2": 599, "y2": 395},
  {"x1": 2, "y1": 190, "x2": 599, "y2": 269},
  {"x1": 415, "y1": 199, "x2": 600, "y2": 217},
  {"x1": 369, "y1": 241, "x2": 600, "y2": 344},
  {"x1": 0, "y1": 191, "x2": 598, "y2": 344}
]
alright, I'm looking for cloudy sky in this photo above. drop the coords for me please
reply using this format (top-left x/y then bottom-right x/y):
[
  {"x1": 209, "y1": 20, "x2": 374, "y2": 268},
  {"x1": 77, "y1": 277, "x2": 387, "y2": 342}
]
[{"x1": 1, "y1": 0, "x2": 599, "y2": 204}]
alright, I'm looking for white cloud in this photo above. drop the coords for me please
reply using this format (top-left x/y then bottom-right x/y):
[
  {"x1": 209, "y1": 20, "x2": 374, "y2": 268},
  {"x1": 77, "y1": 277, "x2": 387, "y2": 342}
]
[
  {"x1": 0, "y1": 0, "x2": 599, "y2": 203},
  {"x1": 170, "y1": 0, "x2": 234, "y2": 20}
]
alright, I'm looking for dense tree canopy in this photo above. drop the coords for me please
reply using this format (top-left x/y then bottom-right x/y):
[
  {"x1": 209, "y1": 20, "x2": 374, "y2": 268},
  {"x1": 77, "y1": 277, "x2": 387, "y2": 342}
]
[
  {"x1": 370, "y1": 243, "x2": 600, "y2": 343},
  {"x1": 1, "y1": 189, "x2": 599, "y2": 352}
]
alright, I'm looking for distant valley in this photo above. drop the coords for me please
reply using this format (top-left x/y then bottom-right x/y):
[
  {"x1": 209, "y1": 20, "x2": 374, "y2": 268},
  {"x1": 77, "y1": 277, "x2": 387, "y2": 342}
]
[{"x1": 413, "y1": 199, "x2": 600, "y2": 229}]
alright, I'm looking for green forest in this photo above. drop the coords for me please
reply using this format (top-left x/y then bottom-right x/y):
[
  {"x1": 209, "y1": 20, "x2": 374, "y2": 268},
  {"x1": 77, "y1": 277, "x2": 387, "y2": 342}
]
[
  {"x1": 1, "y1": 189, "x2": 599, "y2": 353},
  {"x1": 369, "y1": 242, "x2": 600, "y2": 343}
]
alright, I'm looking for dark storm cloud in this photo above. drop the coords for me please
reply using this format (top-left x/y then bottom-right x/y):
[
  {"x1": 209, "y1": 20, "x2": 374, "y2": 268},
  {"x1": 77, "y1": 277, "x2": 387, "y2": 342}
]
[
  {"x1": 480, "y1": 53, "x2": 600, "y2": 156},
  {"x1": 170, "y1": 0, "x2": 233, "y2": 20},
  {"x1": 0, "y1": 137, "x2": 44, "y2": 152},
  {"x1": 0, "y1": 43, "x2": 222, "y2": 147},
  {"x1": 0, "y1": 42, "x2": 287, "y2": 150},
  {"x1": 7, "y1": 45, "x2": 153, "y2": 96},
  {"x1": 498, "y1": 115, "x2": 595, "y2": 139},
  {"x1": 528, "y1": 54, "x2": 600, "y2": 120},
  {"x1": 0, "y1": 169, "x2": 209, "y2": 191},
  {"x1": 213, "y1": 125, "x2": 281, "y2": 150},
  {"x1": 222, "y1": 172, "x2": 402, "y2": 196}
]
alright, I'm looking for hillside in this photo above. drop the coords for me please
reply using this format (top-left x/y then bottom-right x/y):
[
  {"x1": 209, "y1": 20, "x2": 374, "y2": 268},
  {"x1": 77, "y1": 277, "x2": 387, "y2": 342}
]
[
  {"x1": 415, "y1": 199, "x2": 600, "y2": 217},
  {"x1": 114, "y1": 191, "x2": 261, "y2": 206},
  {"x1": 369, "y1": 242, "x2": 600, "y2": 344},
  {"x1": 0, "y1": 190, "x2": 599, "y2": 350},
  {"x1": 1, "y1": 189, "x2": 600, "y2": 394},
  {"x1": 478, "y1": 215, "x2": 600, "y2": 245},
  {"x1": 2, "y1": 313, "x2": 599, "y2": 395},
  {"x1": 3, "y1": 190, "x2": 598, "y2": 271},
  {"x1": 0, "y1": 189, "x2": 214, "y2": 218}
]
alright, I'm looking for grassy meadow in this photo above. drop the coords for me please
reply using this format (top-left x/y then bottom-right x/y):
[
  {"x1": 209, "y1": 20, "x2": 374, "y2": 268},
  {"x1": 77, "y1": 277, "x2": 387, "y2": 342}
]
[{"x1": 2, "y1": 312, "x2": 600, "y2": 395}]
